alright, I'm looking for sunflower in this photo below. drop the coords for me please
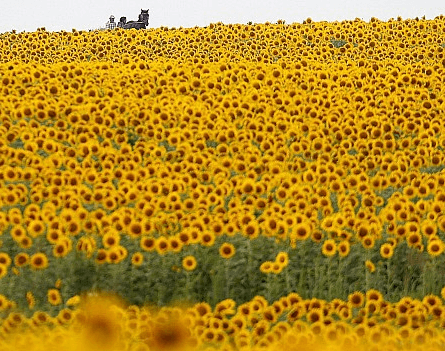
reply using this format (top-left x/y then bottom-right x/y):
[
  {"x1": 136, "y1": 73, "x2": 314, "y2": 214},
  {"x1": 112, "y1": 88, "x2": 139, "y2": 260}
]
[
  {"x1": 182, "y1": 255, "x2": 197, "y2": 271},
  {"x1": 241, "y1": 178, "x2": 256, "y2": 195},
  {"x1": 26, "y1": 291, "x2": 35, "y2": 310},
  {"x1": 202, "y1": 328, "x2": 217, "y2": 343},
  {"x1": 365, "y1": 260, "x2": 376, "y2": 273},
  {"x1": 156, "y1": 237, "x2": 170, "y2": 255},
  {"x1": 183, "y1": 198, "x2": 196, "y2": 212},
  {"x1": 348, "y1": 291, "x2": 365, "y2": 308},
  {"x1": 361, "y1": 236, "x2": 375, "y2": 249},
  {"x1": 131, "y1": 252, "x2": 144, "y2": 266},
  {"x1": 403, "y1": 185, "x2": 417, "y2": 199},
  {"x1": 31, "y1": 310, "x2": 51, "y2": 326},
  {"x1": 14, "y1": 252, "x2": 29, "y2": 267},
  {"x1": 421, "y1": 220, "x2": 437, "y2": 238},
  {"x1": 103, "y1": 196, "x2": 117, "y2": 211},
  {"x1": 200, "y1": 231, "x2": 215, "y2": 247},
  {"x1": 10, "y1": 224, "x2": 26, "y2": 241},
  {"x1": 337, "y1": 241, "x2": 350, "y2": 258},
  {"x1": 260, "y1": 261, "x2": 273, "y2": 274},
  {"x1": 271, "y1": 262, "x2": 282, "y2": 274},
  {"x1": 252, "y1": 319, "x2": 270, "y2": 339},
  {"x1": 53, "y1": 242, "x2": 69, "y2": 258},
  {"x1": 0, "y1": 294, "x2": 9, "y2": 311},
  {"x1": 438, "y1": 216, "x2": 445, "y2": 233},
  {"x1": 48, "y1": 289, "x2": 62, "y2": 306},
  {"x1": 46, "y1": 229, "x2": 63, "y2": 244},
  {"x1": 3, "y1": 191, "x2": 18, "y2": 206},
  {"x1": 0, "y1": 264, "x2": 7, "y2": 279},
  {"x1": 366, "y1": 289, "x2": 383, "y2": 303},
  {"x1": 65, "y1": 220, "x2": 81, "y2": 236},
  {"x1": 321, "y1": 239, "x2": 337, "y2": 257},
  {"x1": 8, "y1": 207, "x2": 23, "y2": 224},
  {"x1": 311, "y1": 230, "x2": 324, "y2": 243},
  {"x1": 394, "y1": 225, "x2": 407, "y2": 239},
  {"x1": 0, "y1": 253, "x2": 11, "y2": 267},
  {"x1": 407, "y1": 232, "x2": 422, "y2": 248},
  {"x1": 18, "y1": 235, "x2": 33, "y2": 249},
  {"x1": 287, "y1": 305, "x2": 304, "y2": 323},
  {"x1": 30, "y1": 252, "x2": 48, "y2": 270},
  {"x1": 106, "y1": 247, "x2": 122, "y2": 264},
  {"x1": 242, "y1": 221, "x2": 260, "y2": 239},
  {"x1": 27, "y1": 219, "x2": 46, "y2": 238},
  {"x1": 380, "y1": 243, "x2": 394, "y2": 259},
  {"x1": 140, "y1": 237, "x2": 156, "y2": 251},
  {"x1": 102, "y1": 230, "x2": 120, "y2": 248},
  {"x1": 95, "y1": 249, "x2": 107, "y2": 265},
  {"x1": 292, "y1": 222, "x2": 311, "y2": 241},
  {"x1": 178, "y1": 230, "x2": 192, "y2": 246},
  {"x1": 66, "y1": 295, "x2": 81, "y2": 306},
  {"x1": 219, "y1": 242, "x2": 236, "y2": 259},
  {"x1": 77, "y1": 294, "x2": 124, "y2": 349},
  {"x1": 307, "y1": 308, "x2": 323, "y2": 324},
  {"x1": 275, "y1": 251, "x2": 289, "y2": 267},
  {"x1": 427, "y1": 239, "x2": 445, "y2": 257},
  {"x1": 262, "y1": 306, "x2": 277, "y2": 324},
  {"x1": 56, "y1": 308, "x2": 74, "y2": 325},
  {"x1": 215, "y1": 299, "x2": 236, "y2": 316},
  {"x1": 263, "y1": 216, "x2": 280, "y2": 236},
  {"x1": 128, "y1": 222, "x2": 143, "y2": 239},
  {"x1": 422, "y1": 294, "x2": 442, "y2": 311},
  {"x1": 146, "y1": 313, "x2": 193, "y2": 351}
]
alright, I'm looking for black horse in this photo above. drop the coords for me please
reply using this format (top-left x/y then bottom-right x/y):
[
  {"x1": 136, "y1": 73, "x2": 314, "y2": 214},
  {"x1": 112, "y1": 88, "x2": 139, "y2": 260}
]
[{"x1": 121, "y1": 9, "x2": 149, "y2": 29}]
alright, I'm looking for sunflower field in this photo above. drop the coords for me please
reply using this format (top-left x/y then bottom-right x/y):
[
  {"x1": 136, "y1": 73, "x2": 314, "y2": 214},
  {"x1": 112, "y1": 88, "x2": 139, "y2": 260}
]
[{"x1": 2, "y1": 14, "x2": 445, "y2": 350}]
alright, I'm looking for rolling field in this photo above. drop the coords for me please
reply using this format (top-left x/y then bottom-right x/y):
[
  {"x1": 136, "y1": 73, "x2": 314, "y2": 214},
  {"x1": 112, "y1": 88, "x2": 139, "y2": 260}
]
[{"x1": 1, "y1": 16, "x2": 445, "y2": 350}]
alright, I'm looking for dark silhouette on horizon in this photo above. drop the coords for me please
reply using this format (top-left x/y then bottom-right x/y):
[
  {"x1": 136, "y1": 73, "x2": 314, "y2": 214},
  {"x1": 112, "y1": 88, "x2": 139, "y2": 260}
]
[{"x1": 121, "y1": 9, "x2": 149, "y2": 29}]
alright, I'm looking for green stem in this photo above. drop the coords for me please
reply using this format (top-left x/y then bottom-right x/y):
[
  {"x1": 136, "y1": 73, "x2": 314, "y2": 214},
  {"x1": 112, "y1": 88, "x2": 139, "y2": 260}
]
[
  {"x1": 284, "y1": 262, "x2": 290, "y2": 296},
  {"x1": 296, "y1": 240, "x2": 309, "y2": 297},
  {"x1": 327, "y1": 257, "x2": 333, "y2": 301},
  {"x1": 266, "y1": 273, "x2": 272, "y2": 303},
  {"x1": 424, "y1": 257, "x2": 437, "y2": 296},
  {"x1": 314, "y1": 255, "x2": 320, "y2": 297},
  {"x1": 185, "y1": 271, "x2": 191, "y2": 302},
  {"x1": 365, "y1": 250, "x2": 370, "y2": 292},
  {"x1": 224, "y1": 258, "x2": 229, "y2": 299},
  {"x1": 157, "y1": 255, "x2": 165, "y2": 306},
  {"x1": 431, "y1": 257, "x2": 437, "y2": 294},
  {"x1": 246, "y1": 240, "x2": 253, "y2": 298},
  {"x1": 110, "y1": 262, "x2": 120, "y2": 293}
]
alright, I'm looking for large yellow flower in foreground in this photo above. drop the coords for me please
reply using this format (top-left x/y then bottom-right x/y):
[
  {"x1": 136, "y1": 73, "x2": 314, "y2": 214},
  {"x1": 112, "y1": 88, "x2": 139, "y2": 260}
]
[
  {"x1": 75, "y1": 294, "x2": 125, "y2": 351},
  {"x1": 144, "y1": 312, "x2": 196, "y2": 351}
]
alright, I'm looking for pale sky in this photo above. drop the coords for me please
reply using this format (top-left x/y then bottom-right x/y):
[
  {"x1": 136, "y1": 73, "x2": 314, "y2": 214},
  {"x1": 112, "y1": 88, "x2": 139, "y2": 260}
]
[{"x1": 0, "y1": 0, "x2": 443, "y2": 33}]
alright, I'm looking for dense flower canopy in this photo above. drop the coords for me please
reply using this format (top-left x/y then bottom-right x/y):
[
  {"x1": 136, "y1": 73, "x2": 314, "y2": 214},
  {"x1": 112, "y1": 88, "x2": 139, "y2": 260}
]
[{"x1": 1, "y1": 15, "x2": 445, "y2": 351}]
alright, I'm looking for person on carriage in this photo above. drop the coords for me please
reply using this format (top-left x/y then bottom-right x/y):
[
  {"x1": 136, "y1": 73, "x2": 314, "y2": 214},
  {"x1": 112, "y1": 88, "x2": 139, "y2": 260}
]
[
  {"x1": 117, "y1": 17, "x2": 127, "y2": 28},
  {"x1": 106, "y1": 15, "x2": 117, "y2": 29}
]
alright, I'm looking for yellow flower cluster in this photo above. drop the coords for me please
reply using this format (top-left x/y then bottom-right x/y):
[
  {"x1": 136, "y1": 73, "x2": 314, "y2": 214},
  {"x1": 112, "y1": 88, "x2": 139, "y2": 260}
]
[
  {"x1": 2, "y1": 291, "x2": 445, "y2": 351},
  {"x1": 0, "y1": 20, "x2": 444, "y2": 265},
  {"x1": 2, "y1": 15, "x2": 445, "y2": 348},
  {"x1": 260, "y1": 252, "x2": 289, "y2": 274}
]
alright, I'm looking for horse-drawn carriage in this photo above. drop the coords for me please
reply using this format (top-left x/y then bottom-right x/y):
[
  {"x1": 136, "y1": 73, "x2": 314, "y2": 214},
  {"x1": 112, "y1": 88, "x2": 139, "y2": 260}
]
[{"x1": 106, "y1": 9, "x2": 149, "y2": 30}]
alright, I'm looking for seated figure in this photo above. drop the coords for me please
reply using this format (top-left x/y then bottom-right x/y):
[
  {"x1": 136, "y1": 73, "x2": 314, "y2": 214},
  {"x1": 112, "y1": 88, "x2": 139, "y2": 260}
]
[{"x1": 117, "y1": 17, "x2": 127, "y2": 28}]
